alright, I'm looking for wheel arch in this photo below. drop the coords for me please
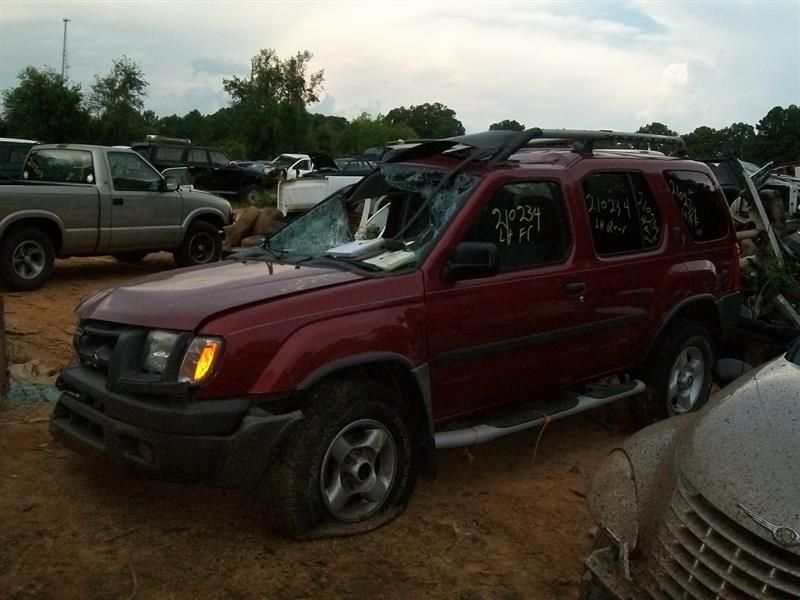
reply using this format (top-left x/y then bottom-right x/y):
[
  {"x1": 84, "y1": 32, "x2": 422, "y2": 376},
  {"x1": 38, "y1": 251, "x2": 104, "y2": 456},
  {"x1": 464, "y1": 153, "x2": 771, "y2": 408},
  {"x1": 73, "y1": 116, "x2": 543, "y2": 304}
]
[
  {"x1": 642, "y1": 294, "x2": 721, "y2": 368},
  {"x1": 0, "y1": 213, "x2": 64, "y2": 254},
  {"x1": 298, "y1": 353, "x2": 436, "y2": 476},
  {"x1": 181, "y1": 209, "x2": 226, "y2": 233}
]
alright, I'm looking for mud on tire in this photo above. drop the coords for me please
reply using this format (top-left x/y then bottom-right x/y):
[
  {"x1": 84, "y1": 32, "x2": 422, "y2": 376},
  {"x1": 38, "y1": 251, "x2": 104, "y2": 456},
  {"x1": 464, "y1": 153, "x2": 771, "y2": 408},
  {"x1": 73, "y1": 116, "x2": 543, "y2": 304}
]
[{"x1": 260, "y1": 379, "x2": 417, "y2": 539}]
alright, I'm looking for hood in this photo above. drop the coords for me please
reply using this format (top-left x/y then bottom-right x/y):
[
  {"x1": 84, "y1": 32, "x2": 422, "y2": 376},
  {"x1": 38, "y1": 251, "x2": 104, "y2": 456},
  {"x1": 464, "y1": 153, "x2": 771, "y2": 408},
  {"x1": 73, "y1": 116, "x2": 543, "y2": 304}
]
[
  {"x1": 78, "y1": 260, "x2": 363, "y2": 330},
  {"x1": 680, "y1": 355, "x2": 800, "y2": 554}
]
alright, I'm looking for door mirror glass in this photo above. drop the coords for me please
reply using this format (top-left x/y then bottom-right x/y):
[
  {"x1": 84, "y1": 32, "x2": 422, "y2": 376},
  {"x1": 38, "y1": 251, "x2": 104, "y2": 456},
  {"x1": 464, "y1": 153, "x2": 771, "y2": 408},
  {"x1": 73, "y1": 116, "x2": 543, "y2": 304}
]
[
  {"x1": 442, "y1": 241, "x2": 500, "y2": 282},
  {"x1": 164, "y1": 176, "x2": 179, "y2": 192}
]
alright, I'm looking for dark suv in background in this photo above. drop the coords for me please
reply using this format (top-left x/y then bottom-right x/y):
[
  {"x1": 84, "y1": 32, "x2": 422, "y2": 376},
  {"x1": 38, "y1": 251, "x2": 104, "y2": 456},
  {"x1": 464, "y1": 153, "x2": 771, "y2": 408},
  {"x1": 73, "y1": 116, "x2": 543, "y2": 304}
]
[{"x1": 132, "y1": 135, "x2": 272, "y2": 202}]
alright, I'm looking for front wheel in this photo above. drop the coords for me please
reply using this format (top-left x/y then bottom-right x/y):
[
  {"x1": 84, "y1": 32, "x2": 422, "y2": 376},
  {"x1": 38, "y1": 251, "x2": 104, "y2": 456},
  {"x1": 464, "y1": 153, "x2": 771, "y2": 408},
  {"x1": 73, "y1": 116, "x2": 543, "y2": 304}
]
[
  {"x1": 260, "y1": 379, "x2": 417, "y2": 539},
  {"x1": 641, "y1": 319, "x2": 713, "y2": 419},
  {"x1": 173, "y1": 221, "x2": 222, "y2": 268},
  {"x1": 0, "y1": 226, "x2": 55, "y2": 291}
]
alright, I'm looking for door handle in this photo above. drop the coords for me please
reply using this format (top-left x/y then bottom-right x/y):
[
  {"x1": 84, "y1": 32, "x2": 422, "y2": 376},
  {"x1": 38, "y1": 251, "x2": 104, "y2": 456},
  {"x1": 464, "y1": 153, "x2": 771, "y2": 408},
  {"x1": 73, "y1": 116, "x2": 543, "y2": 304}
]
[
  {"x1": 113, "y1": 197, "x2": 124, "y2": 206},
  {"x1": 564, "y1": 281, "x2": 586, "y2": 296}
]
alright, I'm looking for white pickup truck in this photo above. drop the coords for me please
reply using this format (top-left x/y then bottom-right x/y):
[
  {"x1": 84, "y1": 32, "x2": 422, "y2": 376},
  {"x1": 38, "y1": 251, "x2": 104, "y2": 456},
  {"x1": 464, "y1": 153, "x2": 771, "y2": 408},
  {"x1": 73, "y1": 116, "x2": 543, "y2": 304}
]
[{"x1": 276, "y1": 157, "x2": 377, "y2": 219}]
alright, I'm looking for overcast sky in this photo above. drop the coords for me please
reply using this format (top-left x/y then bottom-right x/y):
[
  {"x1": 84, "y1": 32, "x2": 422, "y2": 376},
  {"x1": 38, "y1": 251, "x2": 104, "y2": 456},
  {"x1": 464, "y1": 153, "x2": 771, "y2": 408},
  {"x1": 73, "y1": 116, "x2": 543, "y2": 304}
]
[{"x1": 1, "y1": 1, "x2": 798, "y2": 134}]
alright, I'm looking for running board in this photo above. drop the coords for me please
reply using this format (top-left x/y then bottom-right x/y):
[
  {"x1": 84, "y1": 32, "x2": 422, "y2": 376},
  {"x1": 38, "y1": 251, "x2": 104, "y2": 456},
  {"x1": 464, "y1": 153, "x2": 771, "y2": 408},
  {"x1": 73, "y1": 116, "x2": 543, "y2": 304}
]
[{"x1": 434, "y1": 380, "x2": 646, "y2": 449}]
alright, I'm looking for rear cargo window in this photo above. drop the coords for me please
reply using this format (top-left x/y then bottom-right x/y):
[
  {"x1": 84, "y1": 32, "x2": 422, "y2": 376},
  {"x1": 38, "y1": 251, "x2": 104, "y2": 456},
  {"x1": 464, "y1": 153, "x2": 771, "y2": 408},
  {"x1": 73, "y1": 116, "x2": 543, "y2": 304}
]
[
  {"x1": 582, "y1": 172, "x2": 662, "y2": 256},
  {"x1": 22, "y1": 149, "x2": 94, "y2": 184},
  {"x1": 465, "y1": 181, "x2": 570, "y2": 271},
  {"x1": 665, "y1": 171, "x2": 728, "y2": 241}
]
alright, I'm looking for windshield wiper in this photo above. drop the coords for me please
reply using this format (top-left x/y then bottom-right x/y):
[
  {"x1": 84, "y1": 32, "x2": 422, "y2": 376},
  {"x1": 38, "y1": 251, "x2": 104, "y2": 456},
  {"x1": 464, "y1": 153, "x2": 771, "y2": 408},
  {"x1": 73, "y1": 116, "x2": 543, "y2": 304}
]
[{"x1": 301, "y1": 255, "x2": 384, "y2": 273}]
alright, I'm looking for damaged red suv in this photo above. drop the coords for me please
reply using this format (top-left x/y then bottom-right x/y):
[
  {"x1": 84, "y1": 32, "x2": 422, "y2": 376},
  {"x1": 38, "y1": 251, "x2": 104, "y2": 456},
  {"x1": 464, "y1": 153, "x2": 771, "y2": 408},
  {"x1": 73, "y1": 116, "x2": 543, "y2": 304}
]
[{"x1": 51, "y1": 129, "x2": 740, "y2": 538}]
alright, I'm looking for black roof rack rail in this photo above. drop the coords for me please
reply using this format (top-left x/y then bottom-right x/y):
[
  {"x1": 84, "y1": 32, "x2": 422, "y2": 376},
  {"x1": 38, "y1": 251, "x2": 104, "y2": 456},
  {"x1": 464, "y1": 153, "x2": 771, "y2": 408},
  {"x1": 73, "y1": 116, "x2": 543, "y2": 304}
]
[{"x1": 488, "y1": 128, "x2": 686, "y2": 166}]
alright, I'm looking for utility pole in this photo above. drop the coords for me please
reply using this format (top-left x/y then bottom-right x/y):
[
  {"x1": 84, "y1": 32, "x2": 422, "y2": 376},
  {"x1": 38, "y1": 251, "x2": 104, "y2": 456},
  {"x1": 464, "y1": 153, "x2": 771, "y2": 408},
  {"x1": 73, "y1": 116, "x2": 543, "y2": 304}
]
[{"x1": 61, "y1": 18, "x2": 70, "y2": 79}]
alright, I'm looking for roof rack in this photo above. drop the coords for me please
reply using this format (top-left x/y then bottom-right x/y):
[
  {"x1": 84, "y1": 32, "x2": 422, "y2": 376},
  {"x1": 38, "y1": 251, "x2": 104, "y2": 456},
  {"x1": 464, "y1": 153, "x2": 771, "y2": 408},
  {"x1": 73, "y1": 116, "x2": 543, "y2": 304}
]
[
  {"x1": 145, "y1": 134, "x2": 192, "y2": 145},
  {"x1": 488, "y1": 128, "x2": 686, "y2": 166}
]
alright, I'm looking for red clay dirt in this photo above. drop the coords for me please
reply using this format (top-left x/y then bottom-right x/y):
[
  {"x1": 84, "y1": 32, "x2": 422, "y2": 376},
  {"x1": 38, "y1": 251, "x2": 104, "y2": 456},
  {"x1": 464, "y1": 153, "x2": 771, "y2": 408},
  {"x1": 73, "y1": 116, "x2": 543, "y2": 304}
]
[{"x1": 1, "y1": 255, "x2": 635, "y2": 599}]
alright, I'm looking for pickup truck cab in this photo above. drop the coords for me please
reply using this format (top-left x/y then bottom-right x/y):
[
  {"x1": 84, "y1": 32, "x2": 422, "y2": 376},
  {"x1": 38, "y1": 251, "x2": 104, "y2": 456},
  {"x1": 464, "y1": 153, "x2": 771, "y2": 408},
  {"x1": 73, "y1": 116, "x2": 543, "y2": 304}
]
[
  {"x1": 267, "y1": 153, "x2": 338, "y2": 181},
  {"x1": 0, "y1": 144, "x2": 233, "y2": 290},
  {"x1": 51, "y1": 129, "x2": 740, "y2": 539}
]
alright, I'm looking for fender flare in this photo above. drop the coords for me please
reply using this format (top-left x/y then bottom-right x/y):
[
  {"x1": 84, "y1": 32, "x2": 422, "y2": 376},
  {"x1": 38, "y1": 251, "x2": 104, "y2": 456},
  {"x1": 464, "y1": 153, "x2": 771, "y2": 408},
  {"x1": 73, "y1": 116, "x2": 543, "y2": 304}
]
[{"x1": 0, "y1": 210, "x2": 66, "y2": 241}]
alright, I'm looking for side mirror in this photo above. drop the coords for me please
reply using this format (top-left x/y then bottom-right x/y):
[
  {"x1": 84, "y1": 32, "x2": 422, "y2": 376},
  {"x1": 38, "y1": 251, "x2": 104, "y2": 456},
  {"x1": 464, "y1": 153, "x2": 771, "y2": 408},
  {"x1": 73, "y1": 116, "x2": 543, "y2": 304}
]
[
  {"x1": 164, "y1": 176, "x2": 179, "y2": 192},
  {"x1": 441, "y1": 241, "x2": 500, "y2": 282}
]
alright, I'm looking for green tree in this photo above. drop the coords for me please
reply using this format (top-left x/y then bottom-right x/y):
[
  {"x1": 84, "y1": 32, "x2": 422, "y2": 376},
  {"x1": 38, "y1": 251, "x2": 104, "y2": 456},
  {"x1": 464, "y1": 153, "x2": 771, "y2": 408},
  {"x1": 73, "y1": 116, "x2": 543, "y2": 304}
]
[
  {"x1": 223, "y1": 49, "x2": 324, "y2": 158},
  {"x1": 746, "y1": 105, "x2": 800, "y2": 165},
  {"x1": 1, "y1": 66, "x2": 90, "y2": 142},
  {"x1": 88, "y1": 56, "x2": 150, "y2": 144},
  {"x1": 637, "y1": 122, "x2": 678, "y2": 137},
  {"x1": 341, "y1": 113, "x2": 416, "y2": 154},
  {"x1": 682, "y1": 126, "x2": 722, "y2": 158},
  {"x1": 489, "y1": 119, "x2": 525, "y2": 132},
  {"x1": 385, "y1": 102, "x2": 464, "y2": 138}
]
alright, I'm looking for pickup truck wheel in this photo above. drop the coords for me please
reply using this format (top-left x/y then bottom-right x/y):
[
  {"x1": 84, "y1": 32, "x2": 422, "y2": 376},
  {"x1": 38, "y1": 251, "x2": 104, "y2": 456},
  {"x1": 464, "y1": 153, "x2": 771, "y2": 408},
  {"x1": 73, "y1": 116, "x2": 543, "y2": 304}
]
[
  {"x1": 0, "y1": 226, "x2": 55, "y2": 291},
  {"x1": 642, "y1": 319, "x2": 713, "y2": 419},
  {"x1": 240, "y1": 185, "x2": 260, "y2": 204},
  {"x1": 112, "y1": 251, "x2": 148, "y2": 263},
  {"x1": 261, "y1": 380, "x2": 416, "y2": 539},
  {"x1": 173, "y1": 221, "x2": 222, "y2": 268}
]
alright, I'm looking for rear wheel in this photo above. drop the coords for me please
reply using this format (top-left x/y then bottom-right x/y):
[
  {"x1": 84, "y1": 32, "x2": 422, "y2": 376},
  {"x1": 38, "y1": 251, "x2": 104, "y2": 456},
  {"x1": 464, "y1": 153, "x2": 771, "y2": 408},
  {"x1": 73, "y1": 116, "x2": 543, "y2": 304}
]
[
  {"x1": 641, "y1": 319, "x2": 713, "y2": 419},
  {"x1": 173, "y1": 221, "x2": 222, "y2": 268},
  {"x1": 261, "y1": 379, "x2": 417, "y2": 539},
  {"x1": 0, "y1": 226, "x2": 55, "y2": 291},
  {"x1": 240, "y1": 184, "x2": 260, "y2": 205}
]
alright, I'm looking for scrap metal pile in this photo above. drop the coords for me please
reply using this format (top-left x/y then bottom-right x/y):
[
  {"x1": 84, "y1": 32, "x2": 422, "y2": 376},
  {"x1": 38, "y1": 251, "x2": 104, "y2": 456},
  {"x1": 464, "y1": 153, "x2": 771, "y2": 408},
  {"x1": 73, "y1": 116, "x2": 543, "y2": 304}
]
[{"x1": 711, "y1": 159, "x2": 800, "y2": 335}]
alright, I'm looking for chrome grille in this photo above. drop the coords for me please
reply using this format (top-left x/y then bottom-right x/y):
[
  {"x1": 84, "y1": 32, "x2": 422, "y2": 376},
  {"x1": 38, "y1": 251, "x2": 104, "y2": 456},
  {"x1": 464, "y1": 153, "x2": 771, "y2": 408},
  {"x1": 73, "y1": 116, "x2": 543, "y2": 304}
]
[{"x1": 645, "y1": 476, "x2": 800, "y2": 599}]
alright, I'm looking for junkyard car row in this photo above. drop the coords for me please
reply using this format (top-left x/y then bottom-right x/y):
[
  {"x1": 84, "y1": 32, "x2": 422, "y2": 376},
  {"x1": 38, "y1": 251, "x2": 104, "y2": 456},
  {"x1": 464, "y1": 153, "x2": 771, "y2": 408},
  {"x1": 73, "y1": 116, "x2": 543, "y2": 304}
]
[{"x1": 2, "y1": 128, "x2": 797, "y2": 592}]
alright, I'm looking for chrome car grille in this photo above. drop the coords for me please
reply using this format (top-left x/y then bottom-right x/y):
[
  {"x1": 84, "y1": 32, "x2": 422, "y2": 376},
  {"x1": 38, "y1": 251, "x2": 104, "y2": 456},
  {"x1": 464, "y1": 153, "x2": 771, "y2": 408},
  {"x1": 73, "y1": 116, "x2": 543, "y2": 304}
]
[{"x1": 645, "y1": 476, "x2": 800, "y2": 599}]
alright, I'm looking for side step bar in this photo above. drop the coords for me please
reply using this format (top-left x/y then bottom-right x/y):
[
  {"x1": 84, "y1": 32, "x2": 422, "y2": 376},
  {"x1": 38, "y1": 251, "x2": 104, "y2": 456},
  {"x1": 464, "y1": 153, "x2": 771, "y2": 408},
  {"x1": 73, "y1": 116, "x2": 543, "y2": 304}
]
[{"x1": 434, "y1": 380, "x2": 646, "y2": 450}]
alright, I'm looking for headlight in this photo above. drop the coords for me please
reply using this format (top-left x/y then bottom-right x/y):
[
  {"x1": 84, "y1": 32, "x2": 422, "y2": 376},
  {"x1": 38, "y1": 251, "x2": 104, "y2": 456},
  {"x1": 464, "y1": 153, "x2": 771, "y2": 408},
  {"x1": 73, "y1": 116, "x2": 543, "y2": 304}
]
[
  {"x1": 178, "y1": 336, "x2": 223, "y2": 384},
  {"x1": 142, "y1": 330, "x2": 180, "y2": 374},
  {"x1": 587, "y1": 450, "x2": 639, "y2": 551}
]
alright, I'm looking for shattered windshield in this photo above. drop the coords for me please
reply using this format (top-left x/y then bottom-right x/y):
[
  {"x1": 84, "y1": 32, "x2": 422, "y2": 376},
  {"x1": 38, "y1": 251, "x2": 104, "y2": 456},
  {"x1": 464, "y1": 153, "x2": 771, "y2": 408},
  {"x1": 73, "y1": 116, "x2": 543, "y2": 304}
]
[{"x1": 268, "y1": 163, "x2": 481, "y2": 272}]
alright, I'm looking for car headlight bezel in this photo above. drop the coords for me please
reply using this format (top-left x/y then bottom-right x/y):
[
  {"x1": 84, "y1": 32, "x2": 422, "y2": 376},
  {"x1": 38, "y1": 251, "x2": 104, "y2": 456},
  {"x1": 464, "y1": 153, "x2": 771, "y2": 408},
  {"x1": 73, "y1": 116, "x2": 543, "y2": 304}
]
[
  {"x1": 140, "y1": 330, "x2": 223, "y2": 385},
  {"x1": 587, "y1": 449, "x2": 639, "y2": 551}
]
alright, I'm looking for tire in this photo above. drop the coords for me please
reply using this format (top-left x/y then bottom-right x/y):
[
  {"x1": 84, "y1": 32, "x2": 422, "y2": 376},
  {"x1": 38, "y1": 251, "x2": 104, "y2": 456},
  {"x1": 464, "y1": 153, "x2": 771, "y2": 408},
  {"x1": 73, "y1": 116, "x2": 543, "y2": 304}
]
[
  {"x1": 173, "y1": 220, "x2": 222, "y2": 268},
  {"x1": 261, "y1": 379, "x2": 417, "y2": 539},
  {"x1": 112, "y1": 251, "x2": 148, "y2": 263},
  {"x1": 640, "y1": 319, "x2": 714, "y2": 420},
  {"x1": 0, "y1": 226, "x2": 55, "y2": 291},
  {"x1": 240, "y1": 185, "x2": 260, "y2": 205}
]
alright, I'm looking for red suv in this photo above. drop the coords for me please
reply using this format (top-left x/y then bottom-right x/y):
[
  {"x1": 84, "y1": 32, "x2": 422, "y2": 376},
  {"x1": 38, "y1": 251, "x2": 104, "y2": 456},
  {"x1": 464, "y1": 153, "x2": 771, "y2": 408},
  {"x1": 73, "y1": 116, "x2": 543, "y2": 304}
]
[{"x1": 51, "y1": 129, "x2": 740, "y2": 539}]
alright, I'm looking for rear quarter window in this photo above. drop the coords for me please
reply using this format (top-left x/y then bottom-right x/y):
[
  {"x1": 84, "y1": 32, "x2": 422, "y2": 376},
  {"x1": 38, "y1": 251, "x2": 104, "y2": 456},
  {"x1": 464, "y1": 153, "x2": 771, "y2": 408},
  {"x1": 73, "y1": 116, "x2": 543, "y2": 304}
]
[
  {"x1": 22, "y1": 149, "x2": 95, "y2": 184},
  {"x1": 665, "y1": 170, "x2": 728, "y2": 241}
]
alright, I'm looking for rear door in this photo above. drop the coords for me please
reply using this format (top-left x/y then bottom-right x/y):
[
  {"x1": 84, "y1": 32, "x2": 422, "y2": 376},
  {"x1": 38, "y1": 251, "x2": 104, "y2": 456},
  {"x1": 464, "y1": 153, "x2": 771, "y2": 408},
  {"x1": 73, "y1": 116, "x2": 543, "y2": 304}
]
[
  {"x1": 425, "y1": 178, "x2": 588, "y2": 420},
  {"x1": 105, "y1": 151, "x2": 183, "y2": 251},
  {"x1": 187, "y1": 147, "x2": 214, "y2": 191},
  {"x1": 572, "y1": 168, "x2": 673, "y2": 375}
]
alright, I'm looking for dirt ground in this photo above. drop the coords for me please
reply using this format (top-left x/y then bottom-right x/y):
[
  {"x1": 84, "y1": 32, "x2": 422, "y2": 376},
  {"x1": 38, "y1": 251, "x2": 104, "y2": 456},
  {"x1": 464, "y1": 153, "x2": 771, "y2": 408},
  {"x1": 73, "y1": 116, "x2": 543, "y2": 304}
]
[{"x1": 0, "y1": 255, "x2": 637, "y2": 599}]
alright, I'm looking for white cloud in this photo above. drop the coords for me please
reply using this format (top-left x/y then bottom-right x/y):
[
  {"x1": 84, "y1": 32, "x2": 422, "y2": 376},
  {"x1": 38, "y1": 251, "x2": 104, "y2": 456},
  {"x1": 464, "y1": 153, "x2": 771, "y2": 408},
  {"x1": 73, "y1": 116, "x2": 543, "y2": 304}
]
[{"x1": 1, "y1": 0, "x2": 797, "y2": 136}]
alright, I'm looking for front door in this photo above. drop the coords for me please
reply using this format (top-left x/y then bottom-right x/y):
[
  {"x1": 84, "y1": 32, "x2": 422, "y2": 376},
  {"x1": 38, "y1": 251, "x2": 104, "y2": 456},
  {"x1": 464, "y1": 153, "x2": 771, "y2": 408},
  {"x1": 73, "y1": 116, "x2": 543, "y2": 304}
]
[
  {"x1": 105, "y1": 151, "x2": 183, "y2": 251},
  {"x1": 425, "y1": 179, "x2": 587, "y2": 420}
]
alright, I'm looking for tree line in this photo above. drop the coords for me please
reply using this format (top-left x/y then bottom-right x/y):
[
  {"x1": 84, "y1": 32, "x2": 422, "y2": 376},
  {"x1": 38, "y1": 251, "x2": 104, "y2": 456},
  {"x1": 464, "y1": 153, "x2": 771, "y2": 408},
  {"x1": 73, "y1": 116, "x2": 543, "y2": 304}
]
[{"x1": 1, "y1": 49, "x2": 797, "y2": 166}]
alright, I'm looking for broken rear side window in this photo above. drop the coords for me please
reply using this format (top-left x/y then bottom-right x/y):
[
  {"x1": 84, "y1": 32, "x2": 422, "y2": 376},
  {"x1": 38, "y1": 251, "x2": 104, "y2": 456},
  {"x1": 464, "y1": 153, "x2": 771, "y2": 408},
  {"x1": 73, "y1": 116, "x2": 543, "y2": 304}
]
[
  {"x1": 582, "y1": 172, "x2": 662, "y2": 256},
  {"x1": 665, "y1": 171, "x2": 728, "y2": 242}
]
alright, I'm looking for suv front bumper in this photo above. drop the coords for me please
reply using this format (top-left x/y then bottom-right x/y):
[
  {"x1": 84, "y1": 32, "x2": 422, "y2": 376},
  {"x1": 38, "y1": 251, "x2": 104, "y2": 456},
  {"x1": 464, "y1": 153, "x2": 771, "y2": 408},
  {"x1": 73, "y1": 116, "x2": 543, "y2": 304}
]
[{"x1": 50, "y1": 367, "x2": 301, "y2": 488}]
